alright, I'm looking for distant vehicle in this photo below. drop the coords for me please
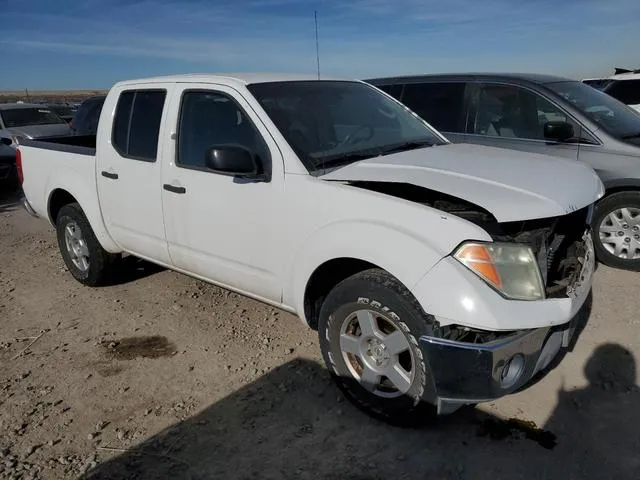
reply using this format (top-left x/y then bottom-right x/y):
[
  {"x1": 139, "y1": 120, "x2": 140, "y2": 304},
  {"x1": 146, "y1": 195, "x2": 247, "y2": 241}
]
[
  {"x1": 0, "y1": 138, "x2": 17, "y2": 186},
  {"x1": 16, "y1": 73, "x2": 601, "y2": 423},
  {"x1": 70, "y1": 96, "x2": 105, "y2": 136},
  {"x1": 47, "y1": 103, "x2": 77, "y2": 124},
  {"x1": 367, "y1": 73, "x2": 640, "y2": 270},
  {"x1": 0, "y1": 103, "x2": 72, "y2": 146},
  {"x1": 582, "y1": 70, "x2": 640, "y2": 113}
]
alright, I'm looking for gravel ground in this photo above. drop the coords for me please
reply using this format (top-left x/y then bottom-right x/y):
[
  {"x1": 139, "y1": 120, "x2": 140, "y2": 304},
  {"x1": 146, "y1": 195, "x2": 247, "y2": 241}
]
[{"x1": 1, "y1": 186, "x2": 639, "y2": 480}]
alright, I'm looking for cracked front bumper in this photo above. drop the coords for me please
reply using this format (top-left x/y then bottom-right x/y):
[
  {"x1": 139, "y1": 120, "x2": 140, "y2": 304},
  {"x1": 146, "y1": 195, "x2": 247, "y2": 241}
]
[{"x1": 419, "y1": 317, "x2": 578, "y2": 415}]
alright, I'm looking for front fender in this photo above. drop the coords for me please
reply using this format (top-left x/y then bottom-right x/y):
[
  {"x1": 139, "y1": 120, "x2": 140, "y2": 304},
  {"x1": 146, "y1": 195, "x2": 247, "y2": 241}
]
[
  {"x1": 285, "y1": 219, "x2": 475, "y2": 323},
  {"x1": 45, "y1": 175, "x2": 120, "y2": 254}
]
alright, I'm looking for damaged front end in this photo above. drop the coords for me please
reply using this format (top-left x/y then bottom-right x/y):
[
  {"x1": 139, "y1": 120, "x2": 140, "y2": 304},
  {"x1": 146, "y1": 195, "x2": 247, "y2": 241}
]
[{"x1": 347, "y1": 180, "x2": 594, "y2": 300}]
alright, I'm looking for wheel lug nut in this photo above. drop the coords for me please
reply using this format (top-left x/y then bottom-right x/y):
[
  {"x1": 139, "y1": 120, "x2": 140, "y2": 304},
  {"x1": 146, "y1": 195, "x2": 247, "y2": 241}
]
[
  {"x1": 618, "y1": 231, "x2": 624, "y2": 236},
  {"x1": 625, "y1": 237, "x2": 631, "y2": 243}
]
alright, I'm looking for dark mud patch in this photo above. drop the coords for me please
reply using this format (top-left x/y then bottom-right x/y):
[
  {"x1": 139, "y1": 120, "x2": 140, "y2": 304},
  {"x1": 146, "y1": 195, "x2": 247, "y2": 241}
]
[
  {"x1": 476, "y1": 417, "x2": 557, "y2": 450},
  {"x1": 101, "y1": 336, "x2": 177, "y2": 360}
]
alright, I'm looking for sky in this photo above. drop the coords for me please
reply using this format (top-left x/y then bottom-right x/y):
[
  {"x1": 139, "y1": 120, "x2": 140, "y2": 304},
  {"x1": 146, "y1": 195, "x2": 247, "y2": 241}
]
[{"x1": 2, "y1": 0, "x2": 640, "y2": 90}]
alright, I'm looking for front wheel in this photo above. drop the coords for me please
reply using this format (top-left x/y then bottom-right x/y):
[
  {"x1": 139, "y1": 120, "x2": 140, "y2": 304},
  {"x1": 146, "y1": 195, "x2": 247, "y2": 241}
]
[
  {"x1": 56, "y1": 203, "x2": 120, "y2": 286},
  {"x1": 318, "y1": 268, "x2": 436, "y2": 426},
  {"x1": 592, "y1": 192, "x2": 640, "y2": 271}
]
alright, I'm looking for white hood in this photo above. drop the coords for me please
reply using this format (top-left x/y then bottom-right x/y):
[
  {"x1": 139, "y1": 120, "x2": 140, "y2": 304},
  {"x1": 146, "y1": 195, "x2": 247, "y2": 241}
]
[{"x1": 320, "y1": 143, "x2": 604, "y2": 222}]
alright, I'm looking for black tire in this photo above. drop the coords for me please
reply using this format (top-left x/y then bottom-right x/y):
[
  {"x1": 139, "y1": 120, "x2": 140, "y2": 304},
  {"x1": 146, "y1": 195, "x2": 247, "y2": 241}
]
[
  {"x1": 592, "y1": 192, "x2": 640, "y2": 271},
  {"x1": 56, "y1": 203, "x2": 120, "y2": 286},
  {"x1": 318, "y1": 268, "x2": 436, "y2": 427}
]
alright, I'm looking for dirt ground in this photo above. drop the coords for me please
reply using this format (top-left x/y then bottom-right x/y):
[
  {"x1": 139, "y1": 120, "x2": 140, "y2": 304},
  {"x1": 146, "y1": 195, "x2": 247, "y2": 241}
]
[{"x1": 1, "y1": 185, "x2": 639, "y2": 480}]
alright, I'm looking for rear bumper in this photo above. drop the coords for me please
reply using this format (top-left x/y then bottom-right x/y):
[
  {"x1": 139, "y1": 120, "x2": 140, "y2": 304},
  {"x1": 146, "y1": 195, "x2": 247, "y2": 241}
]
[
  {"x1": 420, "y1": 317, "x2": 578, "y2": 415},
  {"x1": 21, "y1": 195, "x2": 39, "y2": 217}
]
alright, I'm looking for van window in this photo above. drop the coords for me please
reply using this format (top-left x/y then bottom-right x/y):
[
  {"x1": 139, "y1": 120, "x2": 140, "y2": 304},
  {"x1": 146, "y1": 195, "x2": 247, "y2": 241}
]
[
  {"x1": 473, "y1": 84, "x2": 581, "y2": 140},
  {"x1": 112, "y1": 89, "x2": 166, "y2": 161},
  {"x1": 400, "y1": 82, "x2": 466, "y2": 132}
]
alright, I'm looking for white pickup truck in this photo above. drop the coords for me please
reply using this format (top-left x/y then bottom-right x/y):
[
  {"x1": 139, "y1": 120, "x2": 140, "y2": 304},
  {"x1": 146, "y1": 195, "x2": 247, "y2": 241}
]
[{"x1": 17, "y1": 73, "x2": 603, "y2": 424}]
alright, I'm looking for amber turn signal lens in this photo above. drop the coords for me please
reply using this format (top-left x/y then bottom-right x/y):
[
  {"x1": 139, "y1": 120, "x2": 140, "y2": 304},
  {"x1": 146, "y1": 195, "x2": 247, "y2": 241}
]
[{"x1": 454, "y1": 244, "x2": 503, "y2": 289}]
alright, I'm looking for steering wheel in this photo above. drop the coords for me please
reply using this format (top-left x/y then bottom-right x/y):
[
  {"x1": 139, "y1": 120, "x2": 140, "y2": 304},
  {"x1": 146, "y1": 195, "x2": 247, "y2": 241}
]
[{"x1": 336, "y1": 125, "x2": 374, "y2": 148}]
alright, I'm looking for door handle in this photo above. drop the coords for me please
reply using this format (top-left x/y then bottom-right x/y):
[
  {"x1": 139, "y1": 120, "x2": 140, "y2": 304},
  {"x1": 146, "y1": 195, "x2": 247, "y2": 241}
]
[
  {"x1": 101, "y1": 171, "x2": 118, "y2": 180},
  {"x1": 163, "y1": 184, "x2": 186, "y2": 194}
]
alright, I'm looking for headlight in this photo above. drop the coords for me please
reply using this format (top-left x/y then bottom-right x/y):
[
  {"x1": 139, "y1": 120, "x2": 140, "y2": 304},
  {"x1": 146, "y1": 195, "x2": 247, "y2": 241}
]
[{"x1": 454, "y1": 242, "x2": 545, "y2": 300}]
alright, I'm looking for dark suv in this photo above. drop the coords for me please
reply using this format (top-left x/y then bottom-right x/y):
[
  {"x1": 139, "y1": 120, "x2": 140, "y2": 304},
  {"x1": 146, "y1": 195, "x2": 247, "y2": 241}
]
[
  {"x1": 366, "y1": 73, "x2": 640, "y2": 271},
  {"x1": 71, "y1": 95, "x2": 106, "y2": 136}
]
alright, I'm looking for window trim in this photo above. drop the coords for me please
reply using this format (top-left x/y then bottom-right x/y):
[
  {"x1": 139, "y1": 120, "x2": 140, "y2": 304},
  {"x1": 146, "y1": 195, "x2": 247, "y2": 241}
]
[
  {"x1": 174, "y1": 88, "x2": 272, "y2": 180},
  {"x1": 467, "y1": 81, "x2": 602, "y2": 146},
  {"x1": 111, "y1": 88, "x2": 167, "y2": 163}
]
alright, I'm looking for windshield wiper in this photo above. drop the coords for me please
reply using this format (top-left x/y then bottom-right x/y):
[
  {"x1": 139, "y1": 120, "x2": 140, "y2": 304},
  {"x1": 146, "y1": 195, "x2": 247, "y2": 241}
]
[
  {"x1": 315, "y1": 149, "x2": 383, "y2": 169},
  {"x1": 621, "y1": 132, "x2": 640, "y2": 140},
  {"x1": 377, "y1": 140, "x2": 433, "y2": 155}
]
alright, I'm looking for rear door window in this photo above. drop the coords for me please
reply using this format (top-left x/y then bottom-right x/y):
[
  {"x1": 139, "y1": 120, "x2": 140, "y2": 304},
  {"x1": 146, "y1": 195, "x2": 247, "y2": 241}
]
[
  {"x1": 400, "y1": 82, "x2": 467, "y2": 132},
  {"x1": 112, "y1": 89, "x2": 166, "y2": 161}
]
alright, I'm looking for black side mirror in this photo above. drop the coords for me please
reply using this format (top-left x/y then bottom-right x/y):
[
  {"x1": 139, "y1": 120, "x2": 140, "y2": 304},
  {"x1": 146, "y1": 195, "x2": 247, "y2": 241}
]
[
  {"x1": 544, "y1": 121, "x2": 574, "y2": 141},
  {"x1": 204, "y1": 145, "x2": 262, "y2": 179},
  {"x1": 1, "y1": 137, "x2": 12, "y2": 146}
]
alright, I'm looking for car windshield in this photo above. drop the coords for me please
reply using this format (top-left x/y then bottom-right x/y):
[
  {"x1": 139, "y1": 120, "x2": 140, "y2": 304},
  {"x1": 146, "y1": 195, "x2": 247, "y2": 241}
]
[
  {"x1": 0, "y1": 107, "x2": 67, "y2": 128},
  {"x1": 247, "y1": 80, "x2": 446, "y2": 173},
  {"x1": 547, "y1": 81, "x2": 640, "y2": 138}
]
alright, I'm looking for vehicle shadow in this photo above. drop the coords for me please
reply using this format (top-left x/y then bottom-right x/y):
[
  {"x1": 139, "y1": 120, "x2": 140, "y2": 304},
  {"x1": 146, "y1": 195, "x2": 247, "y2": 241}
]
[
  {"x1": 111, "y1": 255, "x2": 167, "y2": 285},
  {"x1": 82, "y1": 347, "x2": 640, "y2": 480},
  {"x1": 0, "y1": 184, "x2": 20, "y2": 214}
]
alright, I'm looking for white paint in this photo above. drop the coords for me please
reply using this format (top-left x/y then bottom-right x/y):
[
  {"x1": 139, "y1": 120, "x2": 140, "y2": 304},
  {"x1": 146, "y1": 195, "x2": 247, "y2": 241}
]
[{"x1": 19, "y1": 73, "x2": 603, "y2": 334}]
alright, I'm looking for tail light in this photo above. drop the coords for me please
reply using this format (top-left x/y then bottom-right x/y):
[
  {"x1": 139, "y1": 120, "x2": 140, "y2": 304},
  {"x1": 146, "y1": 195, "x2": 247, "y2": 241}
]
[{"x1": 16, "y1": 148, "x2": 24, "y2": 185}]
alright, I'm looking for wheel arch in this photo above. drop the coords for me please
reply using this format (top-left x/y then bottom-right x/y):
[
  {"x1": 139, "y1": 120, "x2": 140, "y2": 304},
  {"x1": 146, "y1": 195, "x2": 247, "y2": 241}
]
[{"x1": 46, "y1": 184, "x2": 121, "y2": 254}]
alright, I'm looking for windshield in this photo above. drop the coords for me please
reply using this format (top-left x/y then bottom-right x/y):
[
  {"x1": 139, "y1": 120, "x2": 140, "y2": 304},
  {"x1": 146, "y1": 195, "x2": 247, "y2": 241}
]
[
  {"x1": 547, "y1": 81, "x2": 640, "y2": 138},
  {"x1": 247, "y1": 81, "x2": 446, "y2": 172},
  {"x1": 0, "y1": 107, "x2": 67, "y2": 128}
]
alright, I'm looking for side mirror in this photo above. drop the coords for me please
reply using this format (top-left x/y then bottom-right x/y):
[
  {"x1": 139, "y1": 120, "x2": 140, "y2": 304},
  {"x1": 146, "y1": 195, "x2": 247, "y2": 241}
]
[
  {"x1": 1, "y1": 137, "x2": 13, "y2": 146},
  {"x1": 204, "y1": 145, "x2": 262, "y2": 179},
  {"x1": 544, "y1": 121, "x2": 574, "y2": 141}
]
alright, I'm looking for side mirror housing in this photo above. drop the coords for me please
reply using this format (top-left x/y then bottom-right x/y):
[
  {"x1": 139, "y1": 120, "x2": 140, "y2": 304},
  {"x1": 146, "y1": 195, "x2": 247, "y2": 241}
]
[
  {"x1": 204, "y1": 145, "x2": 263, "y2": 179},
  {"x1": 1, "y1": 137, "x2": 13, "y2": 146},
  {"x1": 544, "y1": 121, "x2": 574, "y2": 141}
]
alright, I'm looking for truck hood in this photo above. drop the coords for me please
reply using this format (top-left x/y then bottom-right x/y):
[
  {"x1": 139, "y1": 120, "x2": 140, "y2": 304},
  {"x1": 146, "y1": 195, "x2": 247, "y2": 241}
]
[
  {"x1": 5, "y1": 124, "x2": 72, "y2": 140},
  {"x1": 319, "y1": 143, "x2": 604, "y2": 222}
]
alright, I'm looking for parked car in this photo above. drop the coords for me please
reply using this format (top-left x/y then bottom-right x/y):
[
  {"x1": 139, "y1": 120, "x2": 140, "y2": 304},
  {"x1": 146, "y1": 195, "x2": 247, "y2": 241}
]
[
  {"x1": 0, "y1": 138, "x2": 17, "y2": 186},
  {"x1": 16, "y1": 73, "x2": 602, "y2": 424},
  {"x1": 582, "y1": 70, "x2": 640, "y2": 113},
  {"x1": 367, "y1": 73, "x2": 640, "y2": 270},
  {"x1": 0, "y1": 103, "x2": 72, "y2": 145},
  {"x1": 70, "y1": 95, "x2": 106, "y2": 136},
  {"x1": 46, "y1": 103, "x2": 77, "y2": 124}
]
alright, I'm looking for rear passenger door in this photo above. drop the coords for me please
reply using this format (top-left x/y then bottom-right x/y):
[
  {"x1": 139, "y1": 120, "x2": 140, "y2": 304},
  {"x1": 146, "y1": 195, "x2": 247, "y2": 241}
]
[
  {"x1": 398, "y1": 82, "x2": 470, "y2": 142},
  {"x1": 96, "y1": 85, "x2": 172, "y2": 264},
  {"x1": 465, "y1": 82, "x2": 594, "y2": 160}
]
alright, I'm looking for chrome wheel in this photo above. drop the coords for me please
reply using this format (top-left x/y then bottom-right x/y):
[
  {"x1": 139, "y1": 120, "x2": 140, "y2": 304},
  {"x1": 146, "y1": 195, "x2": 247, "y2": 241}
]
[
  {"x1": 599, "y1": 207, "x2": 640, "y2": 260},
  {"x1": 339, "y1": 309, "x2": 415, "y2": 398},
  {"x1": 64, "y1": 221, "x2": 90, "y2": 272}
]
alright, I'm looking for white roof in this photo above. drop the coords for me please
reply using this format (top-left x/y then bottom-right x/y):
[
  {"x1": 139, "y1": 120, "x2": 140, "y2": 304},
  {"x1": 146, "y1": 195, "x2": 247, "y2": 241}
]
[
  {"x1": 115, "y1": 72, "x2": 353, "y2": 88},
  {"x1": 583, "y1": 72, "x2": 640, "y2": 82}
]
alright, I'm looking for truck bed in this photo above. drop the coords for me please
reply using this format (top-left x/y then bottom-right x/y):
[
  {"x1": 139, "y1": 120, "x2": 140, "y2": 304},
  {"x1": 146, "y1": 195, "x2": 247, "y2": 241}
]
[{"x1": 20, "y1": 135, "x2": 97, "y2": 156}]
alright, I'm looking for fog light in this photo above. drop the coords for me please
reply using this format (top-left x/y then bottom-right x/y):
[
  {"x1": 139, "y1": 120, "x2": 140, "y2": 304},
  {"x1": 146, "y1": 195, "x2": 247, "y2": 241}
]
[{"x1": 499, "y1": 354, "x2": 525, "y2": 389}]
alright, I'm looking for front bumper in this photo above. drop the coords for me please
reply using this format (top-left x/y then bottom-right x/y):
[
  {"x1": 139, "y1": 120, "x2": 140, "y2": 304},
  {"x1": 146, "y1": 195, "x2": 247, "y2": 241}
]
[{"x1": 420, "y1": 317, "x2": 578, "y2": 414}]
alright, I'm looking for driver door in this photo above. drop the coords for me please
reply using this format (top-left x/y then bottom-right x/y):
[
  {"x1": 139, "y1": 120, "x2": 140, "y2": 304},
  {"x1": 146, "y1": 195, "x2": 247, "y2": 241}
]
[{"x1": 161, "y1": 84, "x2": 286, "y2": 302}]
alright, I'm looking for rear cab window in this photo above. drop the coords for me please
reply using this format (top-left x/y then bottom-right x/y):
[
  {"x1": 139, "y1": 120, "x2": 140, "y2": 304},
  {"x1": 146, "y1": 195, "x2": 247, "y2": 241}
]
[
  {"x1": 605, "y1": 79, "x2": 640, "y2": 106},
  {"x1": 112, "y1": 89, "x2": 167, "y2": 162}
]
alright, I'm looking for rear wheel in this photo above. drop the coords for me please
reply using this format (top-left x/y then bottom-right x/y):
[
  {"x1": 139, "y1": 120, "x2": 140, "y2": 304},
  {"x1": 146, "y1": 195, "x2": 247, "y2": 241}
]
[
  {"x1": 56, "y1": 203, "x2": 120, "y2": 286},
  {"x1": 318, "y1": 268, "x2": 436, "y2": 426},
  {"x1": 592, "y1": 192, "x2": 640, "y2": 271}
]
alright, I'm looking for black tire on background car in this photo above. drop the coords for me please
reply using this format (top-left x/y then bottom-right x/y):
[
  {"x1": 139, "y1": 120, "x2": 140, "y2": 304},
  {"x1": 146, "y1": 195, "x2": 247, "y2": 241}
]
[
  {"x1": 592, "y1": 192, "x2": 640, "y2": 271},
  {"x1": 318, "y1": 268, "x2": 436, "y2": 426},
  {"x1": 56, "y1": 203, "x2": 120, "y2": 286}
]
